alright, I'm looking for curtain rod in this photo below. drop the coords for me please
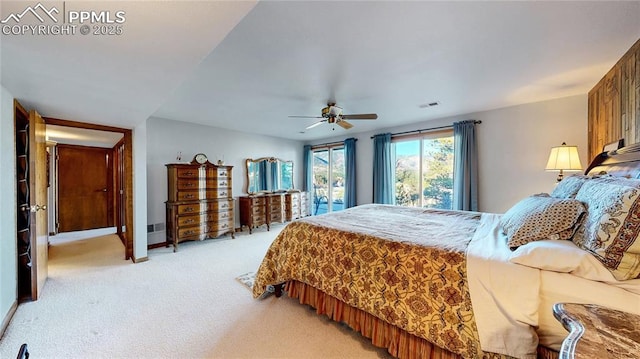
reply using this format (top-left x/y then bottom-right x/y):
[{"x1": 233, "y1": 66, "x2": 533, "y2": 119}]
[
  {"x1": 310, "y1": 138, "x2": 358, "y2": 149},
  {"x1": 370, "y1": 120, "x2": 482, "y2": 139}
]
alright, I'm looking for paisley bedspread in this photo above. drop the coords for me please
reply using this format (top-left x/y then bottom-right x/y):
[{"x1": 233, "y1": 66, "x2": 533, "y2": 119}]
[{"x1": 252, "y1": 204, "x2": 500, "y2": 358}]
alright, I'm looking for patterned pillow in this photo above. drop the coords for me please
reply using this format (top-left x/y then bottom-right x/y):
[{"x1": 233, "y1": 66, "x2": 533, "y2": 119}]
[
  {"x1": 574, "y1": 177, "x2": 640, "y2": 280},
  {"x1": 501, "y1": 195, "x2": 586, "y2": 250},
  {"x1": 550, "y1": 174, "x2": 590, "y2": 199}
]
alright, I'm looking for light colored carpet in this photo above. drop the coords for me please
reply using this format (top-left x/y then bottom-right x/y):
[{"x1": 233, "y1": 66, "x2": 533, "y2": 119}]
[{"x1": 0, "y1": 225, "x2": 392, "y2": 359}]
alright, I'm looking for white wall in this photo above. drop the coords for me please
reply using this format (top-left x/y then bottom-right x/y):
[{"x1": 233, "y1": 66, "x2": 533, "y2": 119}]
[
  {"x1": 308, "y1": 94, "x2": 588, "y2": 213},
  {"x1": 146, "y1": 117, "x2": 304, "y2": 245},
  {"x1": 133, "y1": 121, "x2": 148, "y2": 260},
  {"x1": 0, "y1": 85, "x2": 17, "y2": 330}
]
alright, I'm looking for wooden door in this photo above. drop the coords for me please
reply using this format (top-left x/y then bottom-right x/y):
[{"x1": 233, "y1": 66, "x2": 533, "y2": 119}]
[
  {"x1": 57, "y1": 145, "x2": 111, "y2": 232},
  {"x1": 29, "y1": 109, "x2": 48, "y2": 300}
]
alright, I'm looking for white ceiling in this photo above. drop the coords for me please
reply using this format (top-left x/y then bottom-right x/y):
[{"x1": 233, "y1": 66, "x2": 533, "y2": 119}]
[{"x1": 2, "y1": 1, "x2": 640, "y2": 143}]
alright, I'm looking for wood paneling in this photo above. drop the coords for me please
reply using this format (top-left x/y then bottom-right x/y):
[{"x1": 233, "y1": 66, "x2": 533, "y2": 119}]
[{"x1": 588, "y1": 38, "x2": 640, "y2": 159}]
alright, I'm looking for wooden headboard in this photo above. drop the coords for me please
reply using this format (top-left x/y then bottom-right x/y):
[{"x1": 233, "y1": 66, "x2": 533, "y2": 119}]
[
  {"x1": 585, "y1": 142, "x2": 640, "y2": 178},
  {"x1": 587, "y1": 38, "x2": 640, "y2": 160}
]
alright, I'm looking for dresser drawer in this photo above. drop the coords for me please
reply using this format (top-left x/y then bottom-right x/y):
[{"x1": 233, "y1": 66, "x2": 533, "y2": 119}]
[
  {"x1": 207, "y1": 167, "x2": 231, "y2": 178},
  {"x1": 175, "y1": 191, "x2": 210, "y2": 201},
  {"x1": 206, "y1": 219, "x2": 234, "y2": 233},
  {"x1": 178, "y1": 211, "x2": 232, "y2": 226},
  {"x1": 206, "y1": 178, "x2": 231, "y2": 188},
  {"x1": 175, "y1": 200, "x2": 233, "y2": 215},
  {"x1": 176, "y1": 179, "x2": 200, "y2": 190},
  {"x1": 208, "y1": 199, "x2": 233, "y2": 212},
  {"x1": 176, "y1": 167, "x2": 203, "y2": 178},
  {"x1": 270, "y1": 212, "x2": 283, "y2": 222},
  {"x1": 178, "y1": 226, "x2": 204, "y2": 238},
  {"x1": 249, "y1": 197, "x2": 266, "y2": 205},
  {"x1": 176, "y1": 203, "x2": 204, "y2": 215},
  {"x1": 176, "y1": 215, "x2": 200, "y2": 227},
  {"x1": 252, "y1": 205, "x2": 265, "y2": 215}
]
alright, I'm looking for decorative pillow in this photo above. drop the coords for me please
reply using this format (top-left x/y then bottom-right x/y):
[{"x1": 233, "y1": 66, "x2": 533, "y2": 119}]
[
  {"x1": 501, "y1": 195, "x2": 586, "y2": 250},
  {"x1": 550, "y1": 174, "x2": 590, "y2": 199},
  {"x1": 508, "y1": 239, "x2": 615, "y2": 280},
  {"x1": 574, "y1": 177, "x2": 640, "y2": 280}
]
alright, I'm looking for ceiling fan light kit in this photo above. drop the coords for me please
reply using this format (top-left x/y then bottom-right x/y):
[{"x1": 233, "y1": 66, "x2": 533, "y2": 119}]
[{"x1": 292, "y1": 102, "x2": 377, "y2": 131}]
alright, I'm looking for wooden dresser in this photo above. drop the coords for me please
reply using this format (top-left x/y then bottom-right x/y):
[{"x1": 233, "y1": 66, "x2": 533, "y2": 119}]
[
  {"x1": 165, "y1": 160, "x2": 234, "y2": 251},
  {"x1": 239, "y1": 191, "x2": 309, "y2": 234}
]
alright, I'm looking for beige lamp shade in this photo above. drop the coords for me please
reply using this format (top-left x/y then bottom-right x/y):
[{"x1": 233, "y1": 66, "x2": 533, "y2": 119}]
[{"x1": 545, "y1": 142, "x2": 582, "y2": 182}]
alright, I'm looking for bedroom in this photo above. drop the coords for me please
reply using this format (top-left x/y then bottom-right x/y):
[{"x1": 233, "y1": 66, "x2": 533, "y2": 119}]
[{"x1": 1, "y1": 1, "x2": 640, "y2": 358}]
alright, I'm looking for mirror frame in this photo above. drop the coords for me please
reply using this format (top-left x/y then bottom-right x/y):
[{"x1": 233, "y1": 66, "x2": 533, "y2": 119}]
[{"x1": 245, "y1": 157, "x2": 294, "y2": 195}]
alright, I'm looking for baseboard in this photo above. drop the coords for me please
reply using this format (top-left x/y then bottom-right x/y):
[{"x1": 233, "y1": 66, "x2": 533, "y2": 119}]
[
  {"x1": 147, "y1": 242, "x2": 167, "y2": 250},
  {"x1": 132, "y1": 256, "x2": 148, "y2": 263},
  {"x1": 0, "y1": 300, "x2": 18, "y2": 339}
]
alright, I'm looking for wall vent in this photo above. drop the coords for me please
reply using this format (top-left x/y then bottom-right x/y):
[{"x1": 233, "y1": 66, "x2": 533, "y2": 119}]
[{"x1": 147, "y1": 223, "x2": 166, "y2": 233}]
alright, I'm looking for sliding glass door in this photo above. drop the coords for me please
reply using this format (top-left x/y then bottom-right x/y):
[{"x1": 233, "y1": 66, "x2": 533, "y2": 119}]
[{"x1": 312, "y1": 147, "x2": 345, "y2": 215}]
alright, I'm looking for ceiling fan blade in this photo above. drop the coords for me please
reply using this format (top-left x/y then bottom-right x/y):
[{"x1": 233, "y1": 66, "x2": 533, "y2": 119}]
[
  {"x1": 306, "y1": 120, "x2": 326, "y2": 130},
  {"x1": 337, "y1": 120, "x2": 353, "y2": 130},
  {"x1": 289, "y1": 115, "x2": 323, "y2": 119},
  {"x1": 341, "y1": 113, "x2": 378, "y2": 120}
]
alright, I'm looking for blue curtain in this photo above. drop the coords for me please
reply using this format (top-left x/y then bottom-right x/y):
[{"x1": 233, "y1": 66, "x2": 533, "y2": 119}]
[
  {"x1": 453, "y1": 120, "x2": 478, "y2": 211},
  {"x1": 344, "y1": 138, "x2": 357, "y2": 208},
  {"x1": 373, "y1": 133, "x2": 395, "y2": 204},
  {"x1": 303, "y1": 145, "x2": 312, "y2": 215},
  {"x1": 303, "y1": 145, "x2": 312, "y2": 192}
]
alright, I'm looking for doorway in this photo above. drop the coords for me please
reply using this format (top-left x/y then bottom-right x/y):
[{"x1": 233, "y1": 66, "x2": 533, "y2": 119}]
[{"x1": 45, "y1": 118, "x2": 134, "y2": 261}]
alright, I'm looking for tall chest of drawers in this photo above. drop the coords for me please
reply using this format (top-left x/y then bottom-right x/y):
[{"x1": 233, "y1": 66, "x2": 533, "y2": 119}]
[{"x1": 165, "y1": 161, "x2": 234, "y2": 251}]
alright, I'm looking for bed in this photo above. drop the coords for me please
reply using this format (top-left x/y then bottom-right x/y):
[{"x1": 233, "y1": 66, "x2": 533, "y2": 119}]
[{"x1": 252, "y1": 144, "x2": 640, "y2": 359}]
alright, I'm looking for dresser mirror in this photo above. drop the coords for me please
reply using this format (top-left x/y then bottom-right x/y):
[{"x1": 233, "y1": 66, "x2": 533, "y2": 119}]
[{"x1": 245, "y1": 157, "x2": 294, "y2": 194}]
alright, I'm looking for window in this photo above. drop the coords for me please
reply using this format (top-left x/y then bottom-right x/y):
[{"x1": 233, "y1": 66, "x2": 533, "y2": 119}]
[
  {"x1": 394, "y1": 131, "x2": 454, "y2": 209},
  {"x1": 312, "y1": 146, "x2": 345, "y2": 215}
]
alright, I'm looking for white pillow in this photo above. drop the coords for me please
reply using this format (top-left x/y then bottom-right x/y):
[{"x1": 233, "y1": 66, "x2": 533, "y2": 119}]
[{"x1": 509, "y1": 239, "x2": 617, "y2": 282}]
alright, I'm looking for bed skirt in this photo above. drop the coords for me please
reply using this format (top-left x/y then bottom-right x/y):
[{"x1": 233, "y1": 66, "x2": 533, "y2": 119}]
[{"x1": 284, "y1": 280, "x2": 559, "y2": 359}]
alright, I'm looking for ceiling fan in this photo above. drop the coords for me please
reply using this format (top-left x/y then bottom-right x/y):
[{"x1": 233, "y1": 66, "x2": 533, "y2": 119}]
[{"x1": 289, "y1": 103, "x2": 377, "y2": 130}]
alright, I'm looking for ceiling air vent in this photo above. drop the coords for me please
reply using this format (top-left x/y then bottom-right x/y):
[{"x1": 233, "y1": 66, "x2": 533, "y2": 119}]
[{"x1": 419, "y1": 101, "x2": 440, "y2": 109}]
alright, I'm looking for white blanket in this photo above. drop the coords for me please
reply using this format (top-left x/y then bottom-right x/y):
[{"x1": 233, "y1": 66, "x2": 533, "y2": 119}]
[{"x1": 466, "y1": 213, "x2": 540, "y2": 359}]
